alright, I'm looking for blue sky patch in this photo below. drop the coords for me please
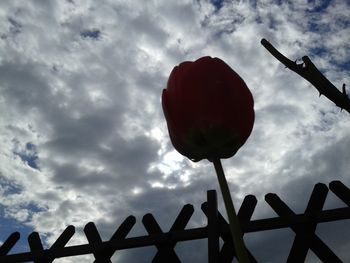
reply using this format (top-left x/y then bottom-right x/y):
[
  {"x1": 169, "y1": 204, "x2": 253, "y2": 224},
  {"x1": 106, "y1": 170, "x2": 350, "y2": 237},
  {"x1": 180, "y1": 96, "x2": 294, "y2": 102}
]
[
  {"x1": 13, "y1": 142, "x2": 39, "y2": 170},
  {"x1": 210, "y1": 0, "x2": 224, "y2": 11},
  {"x1": 80, "y1": 29, "x2": 101, "y2": 39},
  {"x1": 307, "y1": 0, "x2": 332, "y2": 13},
  {"x1": 0, "y1": 205, "x2": 34, "y2": 253},
  {"x1": 333, "y1": 60, "x2": 350, "y2": 73},
  {"x1": 310, "y1": 47, "x2": 328, "y2": 57}
]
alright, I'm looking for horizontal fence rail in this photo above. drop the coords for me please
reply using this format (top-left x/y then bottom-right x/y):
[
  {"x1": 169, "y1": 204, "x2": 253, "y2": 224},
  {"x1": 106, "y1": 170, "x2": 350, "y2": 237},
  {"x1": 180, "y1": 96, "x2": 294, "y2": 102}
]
[{"x1": 0, "y1": 180, "x2": 349, "y2": 262}]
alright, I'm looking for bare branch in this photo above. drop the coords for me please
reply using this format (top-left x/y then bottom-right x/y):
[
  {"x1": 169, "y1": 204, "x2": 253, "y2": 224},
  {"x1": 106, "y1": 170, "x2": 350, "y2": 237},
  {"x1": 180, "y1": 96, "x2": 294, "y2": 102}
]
[{"x1": 261, "y1": 38, "x2": 350, "y2": 114}]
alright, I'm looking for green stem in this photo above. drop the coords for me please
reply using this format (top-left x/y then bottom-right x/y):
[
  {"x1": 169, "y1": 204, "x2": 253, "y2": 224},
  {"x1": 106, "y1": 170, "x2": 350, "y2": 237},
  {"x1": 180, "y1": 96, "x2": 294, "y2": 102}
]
[{"x1": 213, "y1": 158, "x2": 250, "y2": 263}]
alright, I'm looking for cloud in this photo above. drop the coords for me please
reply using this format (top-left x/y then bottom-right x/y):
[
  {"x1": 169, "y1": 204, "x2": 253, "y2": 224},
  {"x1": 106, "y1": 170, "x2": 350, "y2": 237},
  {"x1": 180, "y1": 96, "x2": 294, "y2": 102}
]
[{"x1": 0, "y1": 0, "x2": 349, "y2": 262}]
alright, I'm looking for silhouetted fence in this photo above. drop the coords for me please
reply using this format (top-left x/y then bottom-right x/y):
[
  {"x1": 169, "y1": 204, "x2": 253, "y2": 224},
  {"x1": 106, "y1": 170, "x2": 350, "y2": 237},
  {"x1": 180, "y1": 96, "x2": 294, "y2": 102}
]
[{"x1": 0, "y1": 180, "x2": 349, "y2": 262}]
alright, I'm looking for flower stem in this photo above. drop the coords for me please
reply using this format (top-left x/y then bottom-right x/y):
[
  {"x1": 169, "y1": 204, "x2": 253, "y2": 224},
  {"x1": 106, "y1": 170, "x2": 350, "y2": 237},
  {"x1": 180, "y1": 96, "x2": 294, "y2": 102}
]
[{"x1": 212, "y1": 158, "x2": 250, "y2": 263}]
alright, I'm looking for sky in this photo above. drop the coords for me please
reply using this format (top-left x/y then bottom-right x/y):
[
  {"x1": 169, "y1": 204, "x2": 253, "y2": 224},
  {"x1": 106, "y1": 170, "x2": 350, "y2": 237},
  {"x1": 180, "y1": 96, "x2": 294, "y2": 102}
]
[{"x1": 0, "y1": 0, "x2": 349, "y2": 262}]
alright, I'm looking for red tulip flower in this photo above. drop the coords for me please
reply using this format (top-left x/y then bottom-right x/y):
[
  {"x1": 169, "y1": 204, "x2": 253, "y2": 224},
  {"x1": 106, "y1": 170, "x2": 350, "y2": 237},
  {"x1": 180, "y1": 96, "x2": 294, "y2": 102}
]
[
  {"x1": 162, "y1": 56, "x2": 254, "y2": 162},
  {"x1": 162, "y1": 56, "x2": 255, "y2": 262}
]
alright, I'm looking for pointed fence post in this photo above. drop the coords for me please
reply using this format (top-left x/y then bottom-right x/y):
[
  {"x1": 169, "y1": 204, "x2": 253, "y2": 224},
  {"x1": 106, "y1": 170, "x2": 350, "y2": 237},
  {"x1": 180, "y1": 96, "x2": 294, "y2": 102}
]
[
  {"x1": 202, "y1": 193, "x2": 258, "y2": 263},
  {"x1": 265, "y1": 188, "x2": 342, "y2": 263},
  {"x1": 237, "y1": 195, "x2": 258, "y2": 263},
  {"x1": 142, "y1": 204, "x2": 193, "y2": 263},
  {"x1": 28, "y1": 232, "x2": 46, "y2": 263},
  {"x1": 84, "y1": 222, "x2": 112, "y2": 263},
  {"x1": 330, "y1": 180, "x2": 350, "y2": 206},
  {"x1": 287, "y1": 183, "x2": 328, "y2": 262},
  {"x1": 47, "y1": 225, "x2": 75, "y2": 262},
  {"x1": 0, "y1": 232, "x2": 20, "y2": 256},
  {"x1": 206, "y1": 190, "x2": 219, "y2": 263}
]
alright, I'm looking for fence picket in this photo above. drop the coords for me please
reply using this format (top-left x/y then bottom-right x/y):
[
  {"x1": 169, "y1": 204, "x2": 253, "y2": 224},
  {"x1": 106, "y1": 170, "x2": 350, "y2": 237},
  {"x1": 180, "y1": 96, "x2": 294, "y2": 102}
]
[
  {"x1": 28, "y1": 232, "x2": 46, "y2": 263},
  {"x1": 287, "y1": 183, "x2": 328, "y2": 262},
  {"x1": 330, "y1": 180, "x2": 350, "y2": 206},
  {"x1": 202, "y1": 195, "x2": 258, "y2": 263},
  {"x1": 84, "y1": 222, "x2": 112, "y2": 263},
  {"x1": 207, "y1": 190, "x2": 219, "y2": 263},
  {"x1": 0, "y1": 232, "x2": 20, "y2": 256},
  {"x1": 265, "y1": 192, "x2": 342, "y2": 262},
  {"x1": 104, "y1": 215, "x2": 136, "y2": 259}
]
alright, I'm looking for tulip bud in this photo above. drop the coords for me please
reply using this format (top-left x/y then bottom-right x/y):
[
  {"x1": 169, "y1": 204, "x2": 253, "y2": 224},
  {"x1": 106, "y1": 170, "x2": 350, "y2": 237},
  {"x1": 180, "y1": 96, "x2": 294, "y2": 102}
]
[{"x1": 162, "y1": 56, "x2": 254, "y2": 162}]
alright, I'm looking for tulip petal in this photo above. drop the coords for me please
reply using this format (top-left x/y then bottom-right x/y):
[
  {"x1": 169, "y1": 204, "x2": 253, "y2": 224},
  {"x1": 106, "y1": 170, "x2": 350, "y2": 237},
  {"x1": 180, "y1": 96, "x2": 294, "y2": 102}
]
[{"x1": 162, "y1": 56, "x2": 255, "y2": 162}]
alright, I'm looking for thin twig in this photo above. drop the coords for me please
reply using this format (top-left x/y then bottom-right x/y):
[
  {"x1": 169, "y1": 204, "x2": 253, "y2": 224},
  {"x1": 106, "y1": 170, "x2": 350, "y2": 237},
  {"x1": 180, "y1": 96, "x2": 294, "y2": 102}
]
[{"x1": 261, "y1": 38, "x2": 350, "y2": 113}]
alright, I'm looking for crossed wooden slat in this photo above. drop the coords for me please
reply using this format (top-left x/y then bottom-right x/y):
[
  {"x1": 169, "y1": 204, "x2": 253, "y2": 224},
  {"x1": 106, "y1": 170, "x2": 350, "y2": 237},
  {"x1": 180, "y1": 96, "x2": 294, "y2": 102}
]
[
  {"x1": 265, "y1": 183, "x2": 343, "y2": 262},
  {"x1": 28, "y1": 225, "x2": 75, "y2": 263},
  {"x1": 2, "y1": 216, "x2": 135, "y2": 263},
  {"x1": 142, "y1": 204, "x2": 194, "y2": 263},
  {"x1": 202, "y1": 191, "x2": 258, "y2": 263},
  {"x1": 330, "y1": 180, "x2": 350, "y2": 206},
  {"x1": 84, "y1": 215, "x2": 136, "y2": 263},
  {"x1": 0, "y1": 180, "x2": 349, "y2": 262},
  {"x1": 0, "y1": 232, "x2": 20, "y2": 257}
]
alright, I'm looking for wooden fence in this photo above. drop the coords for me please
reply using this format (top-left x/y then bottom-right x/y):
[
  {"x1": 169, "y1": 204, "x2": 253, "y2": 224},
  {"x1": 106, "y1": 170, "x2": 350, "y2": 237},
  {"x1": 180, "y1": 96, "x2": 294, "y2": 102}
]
[{"x1": 0, "y1": 180, "x2": 349, "y2": 262}]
